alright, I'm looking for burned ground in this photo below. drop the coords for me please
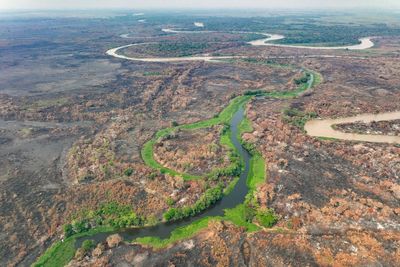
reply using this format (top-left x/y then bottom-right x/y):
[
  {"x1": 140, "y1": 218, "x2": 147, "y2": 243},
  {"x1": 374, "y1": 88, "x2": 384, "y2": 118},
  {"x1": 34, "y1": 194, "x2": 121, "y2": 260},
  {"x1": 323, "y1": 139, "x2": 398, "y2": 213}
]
[{"x1": 1, "y1": 12, "x2": 400, "y2": 267}]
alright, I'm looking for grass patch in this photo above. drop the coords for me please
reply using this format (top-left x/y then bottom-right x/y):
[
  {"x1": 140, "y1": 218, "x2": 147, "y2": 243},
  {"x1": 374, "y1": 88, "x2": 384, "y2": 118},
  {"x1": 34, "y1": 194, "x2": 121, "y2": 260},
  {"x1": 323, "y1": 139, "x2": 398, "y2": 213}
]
[
  {"x1": 223, "y1": 176, "x2": 240, "y2": 195},
  {"x1": 247, "y1": 153, "x2": 266, "y2": 191},
  {"x1": 238, "y1": 116, "x2": 253, "y2": 136},
  {"x1": 32, "y1": 226, "x2": 115, "y2": 267},
  {"x1": 220, "y1": 127, "x2": 236, "y2": 151},
  {"x1": 311, "y1": 70, "x2": 323, "y2": 87},
  {"x1": 317, "y1": 136, "x2": 339, "y2": 141},
  {"x1": 143, "y1": 71, "x2": 162, "y2": 76},
  {"x1": 135, "y1": 217, "x2": 214, "y2": 248},
  {"x1": 223, "y1": 204, "x2": 260, "y2": 232},
  {"x1": 32, "y1": 238, "x2": 75, "y2": 267}
]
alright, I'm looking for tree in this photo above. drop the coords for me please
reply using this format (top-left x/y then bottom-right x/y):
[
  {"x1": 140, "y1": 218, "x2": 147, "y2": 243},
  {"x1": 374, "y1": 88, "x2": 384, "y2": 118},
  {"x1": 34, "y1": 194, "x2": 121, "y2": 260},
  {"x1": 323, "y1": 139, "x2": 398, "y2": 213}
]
[
  {"x1": 163, "y1": 208, "x2": 177, "y2": 221},
  {"x1": 124, "y1": 167, "x2": 134, "y2": 176},
  {"x1": 63, "y1": 224, "x2": 74, "y2": 238}
]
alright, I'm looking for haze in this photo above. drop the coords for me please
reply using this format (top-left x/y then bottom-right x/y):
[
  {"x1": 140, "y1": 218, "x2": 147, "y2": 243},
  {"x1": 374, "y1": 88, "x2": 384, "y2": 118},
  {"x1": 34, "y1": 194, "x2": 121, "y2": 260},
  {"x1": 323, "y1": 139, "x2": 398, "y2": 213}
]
[{"x1": 1, "y1": 0, "x2": 400, "y2": 10}]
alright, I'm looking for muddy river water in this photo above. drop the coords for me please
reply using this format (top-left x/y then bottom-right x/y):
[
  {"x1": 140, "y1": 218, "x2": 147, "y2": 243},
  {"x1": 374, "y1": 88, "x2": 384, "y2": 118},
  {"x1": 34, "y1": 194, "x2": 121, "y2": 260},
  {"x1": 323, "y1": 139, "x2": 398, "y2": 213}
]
[{"x1": 305, "y1": 111, "x2": 400, "y2": 143}]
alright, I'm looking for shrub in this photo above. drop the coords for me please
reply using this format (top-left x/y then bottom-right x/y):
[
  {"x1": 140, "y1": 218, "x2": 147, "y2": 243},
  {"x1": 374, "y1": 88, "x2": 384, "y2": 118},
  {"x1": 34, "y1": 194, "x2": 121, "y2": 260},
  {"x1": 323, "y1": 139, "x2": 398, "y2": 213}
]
[
  {"x1": 256, "y1": 209, "x2": 278, "y2": 228},
  {"x1": 163, "y1": 208, "x2": 177, "y2": 221},
  {"x1": 243, "y1": 194, "x2": 259, "y2": 222},
  {"x1": 282, "y1": 108, "x2": 318, "y2": 129},
  {"x1": 166, "y1": 197, "x2": 175, "y2": 207},
  {"x1": 221, "y1": 123, "x2": 230, "y2": 134},
  {"x1": 244, "y1": 90, "x2": 265, "y2": 96},
  {"x1": 63, "y1": 224, "x2": 74, "y2": 238},
  {"x1": 163, "y1": 185, "x2": 224, "y2": 222},
  {"x1": 124, "y1": 167, "x2": 134, "y2": 176},
  {"x1": 81, "y1": 240, "x2": 95, "y2": 253},
  {"x1": 148, "y1": 172, "x2": 157, "y2": 180},
  {"x1": 72, "y1": 219, "x2": 90, "y2": 234}
]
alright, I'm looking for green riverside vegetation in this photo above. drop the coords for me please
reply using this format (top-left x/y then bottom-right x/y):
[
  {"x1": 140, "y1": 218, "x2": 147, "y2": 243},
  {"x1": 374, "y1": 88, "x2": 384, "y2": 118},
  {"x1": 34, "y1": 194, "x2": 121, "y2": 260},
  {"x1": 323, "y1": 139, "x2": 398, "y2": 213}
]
[
  {"x1": 163, "y1": 184, "x2": 224, "y2": 221},
  {"x1": 32, "y1": 225, "x2": 114, "y2": 267},
  {"x1": 63, "y1": 202, "x2": 144, "y2": 239}
]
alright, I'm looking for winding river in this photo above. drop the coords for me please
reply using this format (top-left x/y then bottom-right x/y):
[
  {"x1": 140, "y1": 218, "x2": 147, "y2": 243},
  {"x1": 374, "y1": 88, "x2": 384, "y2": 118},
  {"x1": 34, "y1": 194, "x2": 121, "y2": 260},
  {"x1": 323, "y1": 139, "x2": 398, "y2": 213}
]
[
  {"x1": 107, "y1": 28, "x2": 374, "y2": 63},
  {"x1": 77, "y1": 105, "x2": 251, "y2": 246},
  {"x1": 305, "y1": 111, "x2": 400, "y2": 144}
]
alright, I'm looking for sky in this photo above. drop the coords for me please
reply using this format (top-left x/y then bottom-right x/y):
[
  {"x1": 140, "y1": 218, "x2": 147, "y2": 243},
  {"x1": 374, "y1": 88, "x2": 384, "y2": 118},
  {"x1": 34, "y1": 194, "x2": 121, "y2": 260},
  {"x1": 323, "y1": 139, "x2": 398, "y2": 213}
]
[{"x1": 1, "y1": 0, "x2": 400, "y2": 10}]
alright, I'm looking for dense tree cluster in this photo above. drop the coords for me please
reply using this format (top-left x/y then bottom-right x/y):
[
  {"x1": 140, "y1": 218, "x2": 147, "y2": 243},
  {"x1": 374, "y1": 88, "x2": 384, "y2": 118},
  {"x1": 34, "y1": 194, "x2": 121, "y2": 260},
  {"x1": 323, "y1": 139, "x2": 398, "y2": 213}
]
[
  {"x1": 164, "y1": 184, "x2": 224, "y2": 222},
  {"x1": 244, "y1": 194, "x2": 278, "y2": 227},
  {"x1": 148, "y1": 42, "x2": 209, "y2": 57},
  {"x1": 64, "y1": 202, "x2": 143, "y2": 238}
]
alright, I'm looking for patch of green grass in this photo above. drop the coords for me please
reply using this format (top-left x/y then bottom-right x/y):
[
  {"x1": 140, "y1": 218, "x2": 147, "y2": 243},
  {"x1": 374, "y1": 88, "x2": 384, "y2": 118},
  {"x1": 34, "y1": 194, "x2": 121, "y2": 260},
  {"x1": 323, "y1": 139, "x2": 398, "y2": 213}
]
[
  {"x1": 32, "y1": 226, "x2": 114, "y2": 267},
  {"x1": 265, "y1": 72, "x2": 314, "y2": 98},
  {"x1": 223, "y1": 176, "x2": 240, "y2": 195},
  {"x1": 135, "y1": 217, "x2": 214, "y2": 248},
  {"x1": 223, "y1": 204, "x2": 260, "y2": 232},
  {"x1": 246, "y1": 153, "x2": 266, "y2": 191},
  {"x1": 311, "y1": 70, "x2": 323, "y2": 87},
  {"x1": 143, "y1": 71, "x2": 162, "y2": 76},
  {"x1": 81, "y1": 239, "x2": 95, "y2": 252},
  {"x1": 220, "y1": 127, "x2": 236, "y2": 151},
  {"x1": 238, "y1": 116, "x2": 253, "y2": 137},
  {"x1": 317, "y1": 136, "x2": 339, "y2": 141},
  {"x1": 32, "y1": 238, "x2": 75, "y2": 267}
]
